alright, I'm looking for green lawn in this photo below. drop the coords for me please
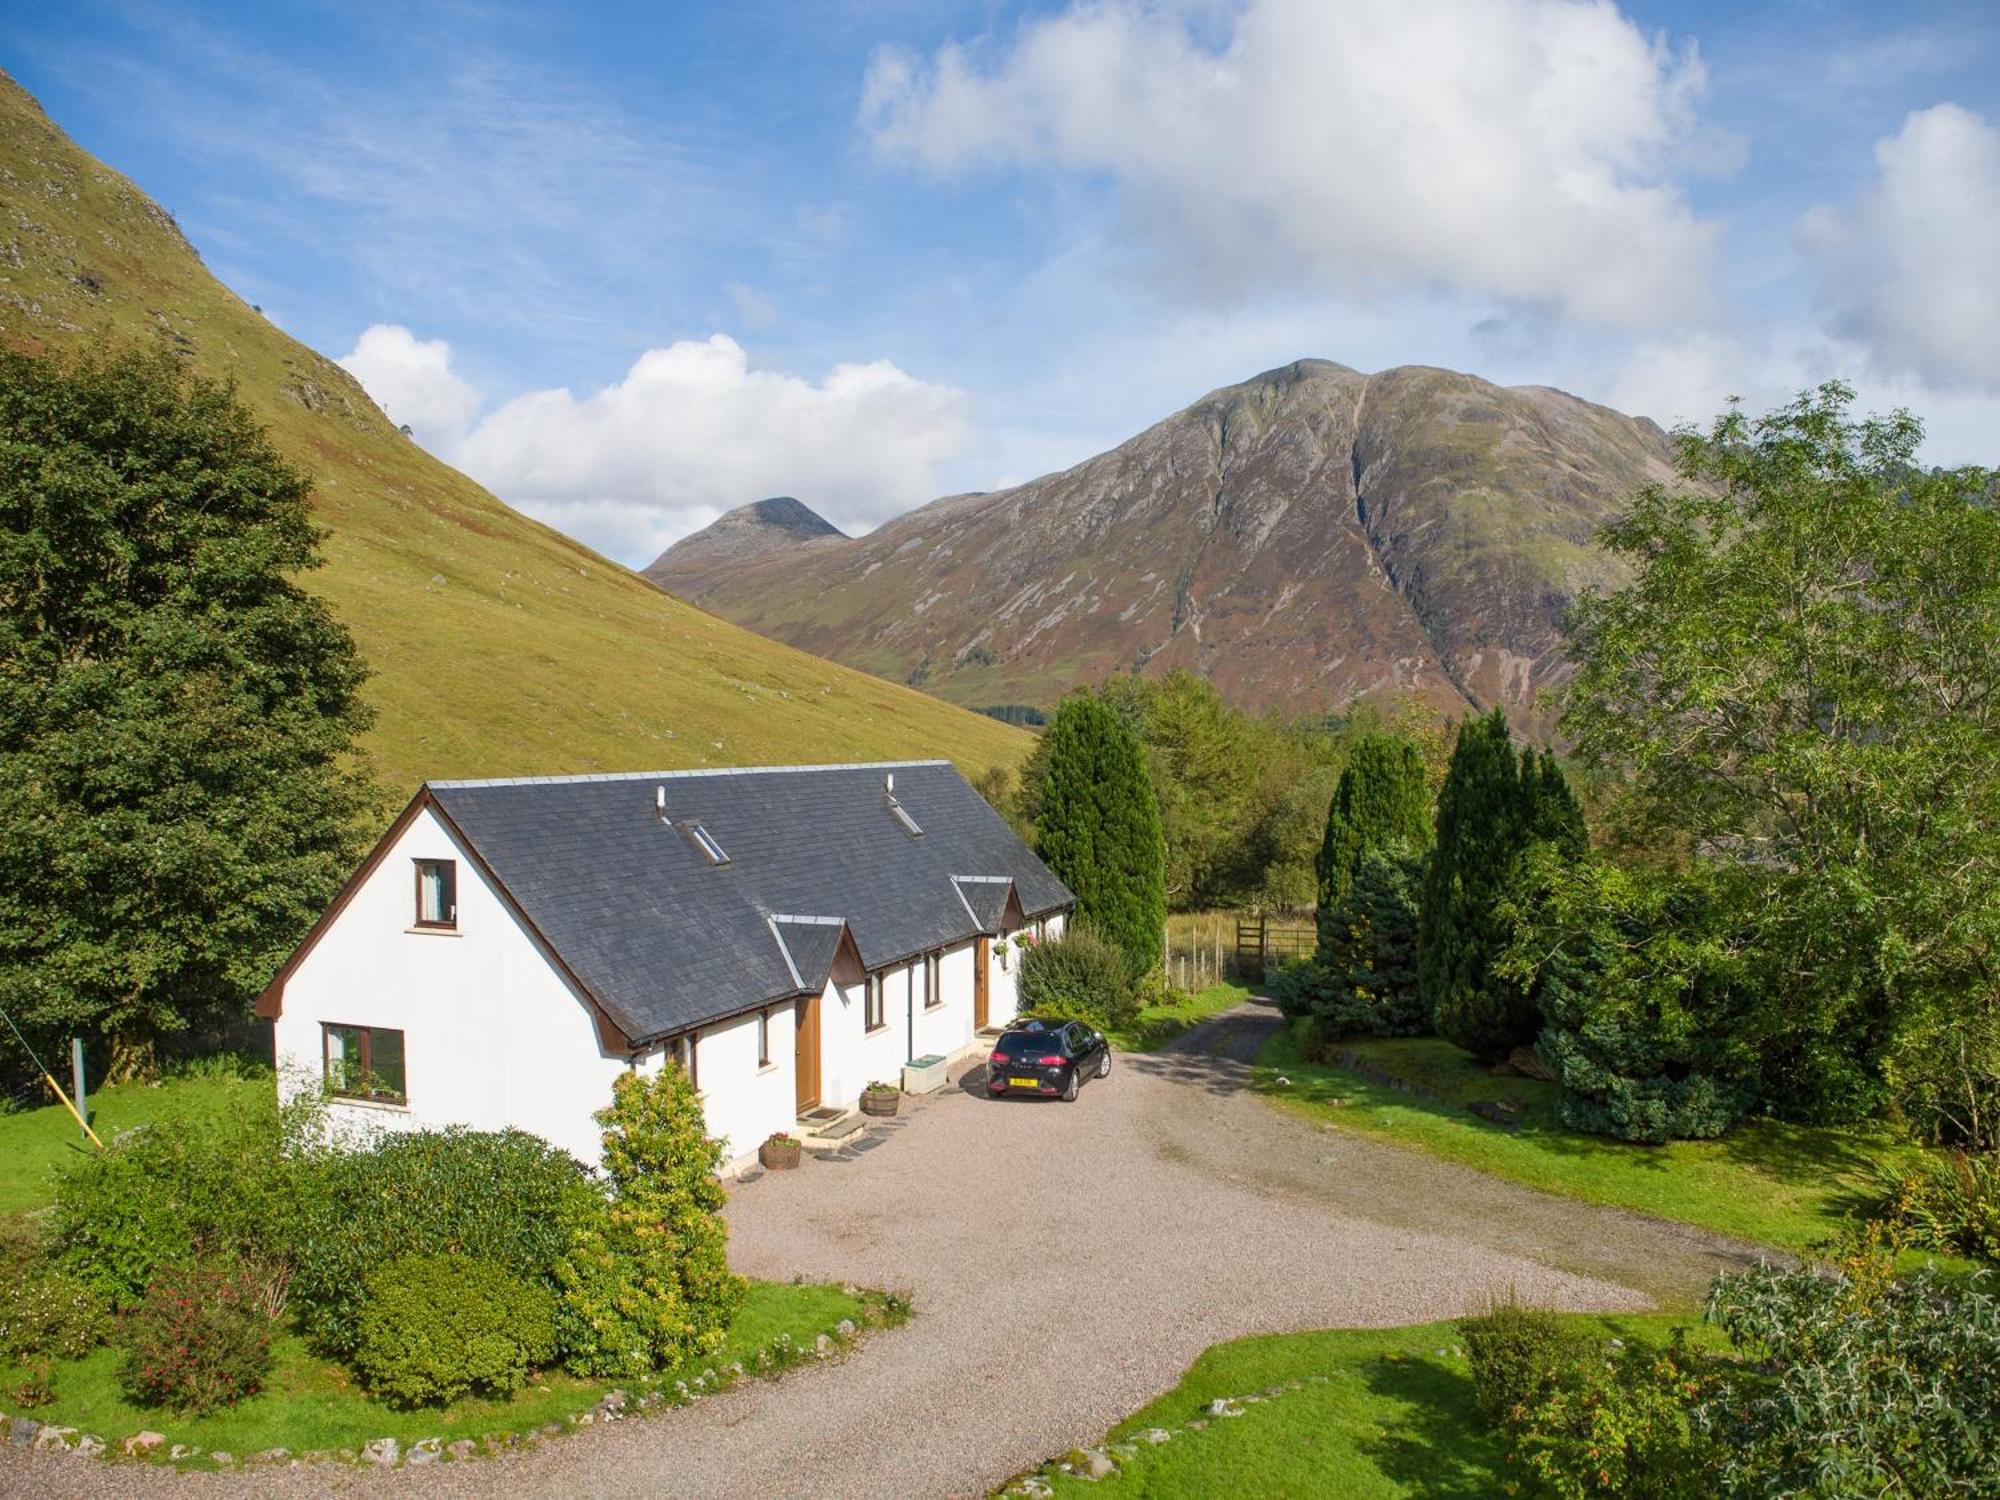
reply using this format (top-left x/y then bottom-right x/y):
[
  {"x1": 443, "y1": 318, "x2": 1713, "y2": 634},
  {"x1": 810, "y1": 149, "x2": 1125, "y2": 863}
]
[
  {"x1": 0, "y1": 1067, "x2": 266, "y2": 1216},
  {"x1": 1, "y1": 1281, "x2": 878, "y2": 1463},
  {"x1": 1022, "y1": 1314, "x2": 1706, "y2": 1498},
  {"x1": 1257, "y1": 1030, "x2": 1928, "y2": 1256},
  {"x1": 1109, "y1": 982, "x2": 1254, "y2": 1053}
]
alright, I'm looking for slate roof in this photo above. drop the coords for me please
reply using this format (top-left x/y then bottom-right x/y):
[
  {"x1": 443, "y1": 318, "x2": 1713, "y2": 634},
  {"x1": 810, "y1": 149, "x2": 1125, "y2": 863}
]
[{"x1": 425, "y1": 760, "x2": 1073, "y2": 1046}]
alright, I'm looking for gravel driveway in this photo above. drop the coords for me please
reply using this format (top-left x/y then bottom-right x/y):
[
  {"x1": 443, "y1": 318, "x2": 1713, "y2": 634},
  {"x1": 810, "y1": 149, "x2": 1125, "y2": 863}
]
[{"x1": 3, "y1": 1001, "x2": 1768, "y2": 1500}]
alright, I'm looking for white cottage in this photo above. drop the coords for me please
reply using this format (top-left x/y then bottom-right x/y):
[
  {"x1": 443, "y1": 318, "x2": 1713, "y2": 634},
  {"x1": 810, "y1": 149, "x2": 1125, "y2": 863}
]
[{"x1": 256, "y1": 760, "x2": 1073, "y2": 1169}]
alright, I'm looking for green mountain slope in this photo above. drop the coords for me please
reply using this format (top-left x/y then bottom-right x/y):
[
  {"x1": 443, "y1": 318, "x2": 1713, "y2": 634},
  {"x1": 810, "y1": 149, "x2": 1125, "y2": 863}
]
[{"x1": 0, "y1": 73, "x2": 1030, "y2": 790}]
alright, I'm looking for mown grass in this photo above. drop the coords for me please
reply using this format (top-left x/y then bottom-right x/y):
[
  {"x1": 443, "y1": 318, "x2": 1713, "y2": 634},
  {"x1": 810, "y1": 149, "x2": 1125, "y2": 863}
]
[
  {"x1": 1109, "y1": 982, "x2": 1254, "y2": 1053},
  {"x1": 0, "y1": 76, "x2": 1032, "y2": 793},
  {"x1": 0, "y1": 1282, "x2": 876, "y2": 1464},
  {"x1": 1256, "y1": 1030, "x2": 1933, "y2": 1256},
  {"x1": 1028, "y1": 1313, "x2": 1710, "y2": 1499},
  {"x1": 0, "y1": 1069, "x2": 266, "y2": 1216}
]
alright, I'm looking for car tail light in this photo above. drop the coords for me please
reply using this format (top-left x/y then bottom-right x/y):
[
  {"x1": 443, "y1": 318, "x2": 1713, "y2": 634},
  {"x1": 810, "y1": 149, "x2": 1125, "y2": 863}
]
[
  {"x1": 990, "y1": 1052, "x2": 1007, "y2": 1066},
  {"x1": 1037, "y1": 1055, "x2": 1065, "y2": 1067}
]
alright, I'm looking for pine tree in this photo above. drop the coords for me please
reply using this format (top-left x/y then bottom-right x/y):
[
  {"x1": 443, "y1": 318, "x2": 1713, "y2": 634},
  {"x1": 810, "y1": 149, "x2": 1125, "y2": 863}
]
[
  {"x1": 1420, "y1": 717, "x2": 1591, "y2": 1061},
  {"x1": 1313, "y1": 847, "x2": 1429, "y2": 1037},
  {"x1": 1420, "y1": 711, "x2": 1534, "y2": 1060},
  {"x1": 1035, "y1": 692, "x2": 1168, "y2": 980},
  {"x1": 1314, "y1": 733, "x2": 1432, "y2": 954}
]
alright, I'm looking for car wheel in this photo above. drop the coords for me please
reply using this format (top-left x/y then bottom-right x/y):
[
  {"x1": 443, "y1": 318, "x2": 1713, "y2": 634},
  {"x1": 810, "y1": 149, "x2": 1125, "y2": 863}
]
[
  {"x1": 1096, "y1": 1050, "x2": 1111, "y2": 1079},
  {"x1": 1061, "y1": 1070, "x2": 1079, "y2": 1102}
]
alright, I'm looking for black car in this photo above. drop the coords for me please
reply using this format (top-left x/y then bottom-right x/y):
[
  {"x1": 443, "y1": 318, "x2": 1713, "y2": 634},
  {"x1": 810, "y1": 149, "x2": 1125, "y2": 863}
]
[{"x1": 985, "y1": 1017, "x2": 1111, "y2": 1101}]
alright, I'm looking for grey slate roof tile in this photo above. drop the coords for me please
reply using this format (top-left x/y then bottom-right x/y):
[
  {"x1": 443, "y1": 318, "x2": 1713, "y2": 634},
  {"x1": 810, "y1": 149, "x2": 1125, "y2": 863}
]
[{"x1": 427, "y1": 761, "x2": 1073, "y2": 1044}]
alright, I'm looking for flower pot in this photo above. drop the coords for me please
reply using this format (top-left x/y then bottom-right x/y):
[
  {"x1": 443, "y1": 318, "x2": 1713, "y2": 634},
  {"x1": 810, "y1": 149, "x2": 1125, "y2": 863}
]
[
  {"x1": 860, "y1": 1089, "x2": 900, "y2": 1118},
  {"x1": 759, "y1": 1137, "x2": 802, "y2": 1170}
]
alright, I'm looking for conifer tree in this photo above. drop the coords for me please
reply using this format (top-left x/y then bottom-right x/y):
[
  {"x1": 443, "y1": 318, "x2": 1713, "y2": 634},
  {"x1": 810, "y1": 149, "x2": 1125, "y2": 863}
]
[
  {"x1": 1314, "y1": 733, "x2": 1432, "y2": 952},
  {"x1": 1420, "y1": 711, "x2": 1532, "y2": 1059},
  {"x1": 1035, "y1": 692, "x2": 1167, "y2": 979}
]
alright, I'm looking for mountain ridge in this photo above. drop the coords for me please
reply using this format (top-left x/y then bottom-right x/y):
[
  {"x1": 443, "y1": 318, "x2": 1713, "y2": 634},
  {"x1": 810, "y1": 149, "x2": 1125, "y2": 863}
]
[
  {"x1": 0, "y1": 71, "x2": 1032, "y2": 788},
  {"x1": 649, "y1": 358, "x2": 1678, "y2": 726}
]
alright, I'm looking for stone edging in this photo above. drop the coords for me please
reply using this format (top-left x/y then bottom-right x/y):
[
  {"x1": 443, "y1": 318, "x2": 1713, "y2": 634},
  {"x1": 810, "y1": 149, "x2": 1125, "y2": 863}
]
[
  {"x1": 1000, "y1": 1375, "x2": 1333, "y2": 1493},
  {"x1": 1, "y1": 1303, "x2": 893, "y2": 1471}
]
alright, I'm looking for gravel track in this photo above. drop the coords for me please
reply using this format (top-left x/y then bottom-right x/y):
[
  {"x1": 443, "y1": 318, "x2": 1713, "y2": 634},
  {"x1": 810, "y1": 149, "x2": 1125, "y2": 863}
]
[{"x1": 1, "y1": 1000, "x2": 1769, "y2": 1500}]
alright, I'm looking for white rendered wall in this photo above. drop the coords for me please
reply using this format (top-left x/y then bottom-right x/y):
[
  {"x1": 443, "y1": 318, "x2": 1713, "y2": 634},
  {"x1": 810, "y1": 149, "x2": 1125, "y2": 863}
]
[
  {"x1": 272, "y1": 806, "x2": 628, "y2": 1165},
  {"x1": 818, "y1": 969, "x2": 907, "y2": 1109},
  {"x1": 909, "y1": 942, "x2": 976, "y2": 1061},
  {"x1": 682, "y1": 1005, "x2": 797, "y2": 1168}
]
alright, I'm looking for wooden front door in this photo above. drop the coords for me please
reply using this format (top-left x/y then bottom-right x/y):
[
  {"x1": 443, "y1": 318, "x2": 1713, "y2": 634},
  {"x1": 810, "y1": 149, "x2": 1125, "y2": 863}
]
[
  {"x1": 794, "y1": 992, "x2": 821, "y2": 1113},
  {"x1": 973, "y1": 937, "x2": 990, "y2": 1029}
]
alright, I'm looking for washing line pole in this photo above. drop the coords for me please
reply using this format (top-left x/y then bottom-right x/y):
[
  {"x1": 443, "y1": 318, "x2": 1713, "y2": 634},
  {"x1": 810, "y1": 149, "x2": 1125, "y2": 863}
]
[{"x1": 0, "y1": 1002, "x2": 103, "y2": 1148}]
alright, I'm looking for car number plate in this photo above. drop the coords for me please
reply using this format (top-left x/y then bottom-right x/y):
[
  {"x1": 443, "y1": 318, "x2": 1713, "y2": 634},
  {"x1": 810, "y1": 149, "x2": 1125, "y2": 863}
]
[{"x1": 1009, "y1": 1076, "x2": 1039, "y2": 1089}]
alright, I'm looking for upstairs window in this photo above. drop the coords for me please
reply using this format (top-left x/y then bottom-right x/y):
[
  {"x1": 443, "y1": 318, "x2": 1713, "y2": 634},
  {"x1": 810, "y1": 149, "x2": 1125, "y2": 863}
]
[
  {"x1": 324, "y1": 1022, "x2": 406, "y2": 1104},
  {"x1": 414, "y1": 859, "x2": 456, "y2": 928}
]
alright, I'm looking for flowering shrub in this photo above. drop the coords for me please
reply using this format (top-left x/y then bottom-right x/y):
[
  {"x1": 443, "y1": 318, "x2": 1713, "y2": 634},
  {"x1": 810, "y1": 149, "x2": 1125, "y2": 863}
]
[
  {"x1": 115, "y1": 1264, "x2": 273, "y2": 1414},
  {"x1": 0, "y1": 1264, "x2": 105, "y2": 1362}
]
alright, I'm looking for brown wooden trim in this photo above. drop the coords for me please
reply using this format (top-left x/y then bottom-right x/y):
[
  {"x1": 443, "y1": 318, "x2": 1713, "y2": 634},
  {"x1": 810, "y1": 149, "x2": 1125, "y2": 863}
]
[
  {"x1": 412, "y1": 857, "x2": 457, "y2": 929},
  {"x1": 258, "y1": 788, "x2": 636, "y2": 1055},
  {"x1": 320, "y1": 1020, "x2": 408, "y2": 1104},
  {"x1": 1001, "y1": 883, "x2": 1026, "y2": 933},
  {"x1": 829, "y1": 924, "x2": 866, "y2": 986},
  {"x1": 256, "y1": 791, "x2": 433, "y2": 1018}
]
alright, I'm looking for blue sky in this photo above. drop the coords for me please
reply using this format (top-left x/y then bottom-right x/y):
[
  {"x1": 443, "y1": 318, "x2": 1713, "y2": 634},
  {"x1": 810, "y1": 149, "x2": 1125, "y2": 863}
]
[{"x1": 6, "y1": 0, "x2": 1998, "y2": 564}]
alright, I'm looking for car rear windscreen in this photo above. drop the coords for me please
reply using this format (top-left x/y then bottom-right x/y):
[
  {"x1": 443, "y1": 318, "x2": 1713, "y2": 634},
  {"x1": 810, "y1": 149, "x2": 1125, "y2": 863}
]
[{"x1": 994, "y1": 1032, "x2": 1060, "y2": 1055}]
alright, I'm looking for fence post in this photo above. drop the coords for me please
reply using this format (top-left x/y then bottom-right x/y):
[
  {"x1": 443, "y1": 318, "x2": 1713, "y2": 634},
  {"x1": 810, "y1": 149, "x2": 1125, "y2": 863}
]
[{"x1": 71, "y1": 1036, "x2": 87, "y2": 1142}]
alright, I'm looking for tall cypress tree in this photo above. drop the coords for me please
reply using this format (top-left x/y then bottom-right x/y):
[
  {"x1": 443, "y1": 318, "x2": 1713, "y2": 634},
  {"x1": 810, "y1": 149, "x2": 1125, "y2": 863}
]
[
  {"x1": 1035, "y1": 692, "x2": 1167, "y2": 980},
  {"x1": 1314, "y1": 733, "x2": 1432, "y2": 953},
  {"x1": 1420, "y1": 718, "x2": 1590, "y2": 1060},
  {"x1": 1419, "y1": 711, "x2": 1532, "y2": 1060}
]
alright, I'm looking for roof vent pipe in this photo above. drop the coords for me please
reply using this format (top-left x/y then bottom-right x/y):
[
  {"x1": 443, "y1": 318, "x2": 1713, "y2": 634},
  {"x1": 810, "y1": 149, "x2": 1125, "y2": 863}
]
[
  {"x1": 655, "y1": 785, "x2": 666, "y2": 820},
  {"x1": 885, "y1": 772, "x2": 894, "y2": 793}
]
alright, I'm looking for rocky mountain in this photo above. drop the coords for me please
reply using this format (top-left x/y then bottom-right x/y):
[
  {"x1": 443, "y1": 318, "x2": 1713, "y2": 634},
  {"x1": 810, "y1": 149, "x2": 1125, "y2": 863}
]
[
  {"x1": 644, "y1": 496, "x2": 847, "y2": 601},
  {"x1": 647, "y1": 359, "x2": 1679, "y2": 726},
  {"x1": 0, "y1": 73, "x2": 1031, "y2": 787}
]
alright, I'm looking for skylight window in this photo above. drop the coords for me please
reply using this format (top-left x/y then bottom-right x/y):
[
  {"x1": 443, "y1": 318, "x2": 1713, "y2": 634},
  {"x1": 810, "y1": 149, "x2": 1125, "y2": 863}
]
[
  {"x1": 686, "y1": 823, "x2": 729, "y2": 864},
  {"x1": 887, "y1": 796, "x2": 923, "y2": 837}
]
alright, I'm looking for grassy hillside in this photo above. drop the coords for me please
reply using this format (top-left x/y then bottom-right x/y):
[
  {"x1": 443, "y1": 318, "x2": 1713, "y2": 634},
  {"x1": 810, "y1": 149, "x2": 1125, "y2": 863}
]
[{"x1": 0, "y1": 72, "x2": 1030, "y2": 792}]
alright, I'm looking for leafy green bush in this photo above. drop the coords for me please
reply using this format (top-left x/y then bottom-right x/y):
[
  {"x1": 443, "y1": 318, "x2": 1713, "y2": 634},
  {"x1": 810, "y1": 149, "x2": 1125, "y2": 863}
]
[
  {"x1": 115, "y1": 1263, "x2": 274, "y2": 1414},
  {"x1": 554, "y1": 1066, "x2": 745, "y2": 1378},
  {"x1": 1697, "y1": 1256, "x2": 2000, "y2": 1496},
  {"x1": 1873, "y1": 1150, "x2": 2000, "y2": 1263},
  {"x1": 293, "y1": 1127, "x2": 596, "y2": 1358},
  {"x1": 352, "y1": 1254, "x2": 556, "y2": 1407},
  {"x1": 1019, "y1": 925, "x2": 1138, "y2": 1029},
  {"x1": 53, "y1": 1085, "x2": 316, "y2": 1309},
  {"x1": 1458, "y1": 1298, "x2": 1594, "y2": 1430},
  {"x1": 1502, "y1": 853, "x2": 1759, "y2": 1143},
  {"x1": 1513, "y1": 1333, "x2": 1716, "y2": 1498}
]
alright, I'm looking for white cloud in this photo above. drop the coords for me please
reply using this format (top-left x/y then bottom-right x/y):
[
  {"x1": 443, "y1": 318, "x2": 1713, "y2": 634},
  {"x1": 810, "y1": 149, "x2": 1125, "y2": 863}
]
[
  {"x1": 862, "y1": 0, "x2": 1724, "y2": 329},
  {"x1": 338, "y1": 324, "x2": 481, "y2": 446},
  {"x1": 357, "y1": 334, "x2": 970, "y2": 564},
  {"x1": 1799, "y1": 103, "x2": 2000, "y2": 391}
]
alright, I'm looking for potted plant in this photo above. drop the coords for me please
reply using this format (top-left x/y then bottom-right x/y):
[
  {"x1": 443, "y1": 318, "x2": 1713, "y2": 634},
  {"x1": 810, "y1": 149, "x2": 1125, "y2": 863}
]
[
  {"x1": 759, "y1": 1132, "x2": 803, "y2": 1170},
  {"x1": 860, "y1": 1080, "x2": 901, "y2": 1118}
]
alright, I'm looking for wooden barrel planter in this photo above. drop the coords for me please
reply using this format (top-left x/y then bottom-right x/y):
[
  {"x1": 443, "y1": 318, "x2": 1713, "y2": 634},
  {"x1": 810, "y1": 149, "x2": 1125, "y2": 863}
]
[
  {"x1": 759, "y1": 1134, "x2": 803, "y2": 1170},
  {"x1": 860, "y1": 1085, "x2": 901, "y2": 1118}
]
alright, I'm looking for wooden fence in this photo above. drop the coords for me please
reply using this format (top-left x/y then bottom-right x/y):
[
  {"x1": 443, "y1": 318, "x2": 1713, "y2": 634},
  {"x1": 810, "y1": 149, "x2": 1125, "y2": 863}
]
[{"x1": 1233, "y1": 912, "x2": 1315, "y2": 985}]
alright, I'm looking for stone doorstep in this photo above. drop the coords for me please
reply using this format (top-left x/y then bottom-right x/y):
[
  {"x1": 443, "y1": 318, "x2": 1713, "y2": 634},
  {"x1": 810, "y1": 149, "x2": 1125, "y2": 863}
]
[{"x1": 797, "y1": 1111, "x2": 866, "y2": 1149}]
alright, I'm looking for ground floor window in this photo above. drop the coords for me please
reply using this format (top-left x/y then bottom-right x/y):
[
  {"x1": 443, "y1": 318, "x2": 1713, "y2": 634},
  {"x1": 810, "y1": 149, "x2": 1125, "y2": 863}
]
[
  {"x1": 922, "y1": 951, "x2": 943, "y2": 1009},
  {"x1": 864, "y1": 973, "x2": 886, "y2": 1032},
  {"x1": 757, "y1": 1008, "x2": 772, "y2": 1068},
  {"x1": 323, "y1": 1022, "x2": 407, "y2": 1103}
]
